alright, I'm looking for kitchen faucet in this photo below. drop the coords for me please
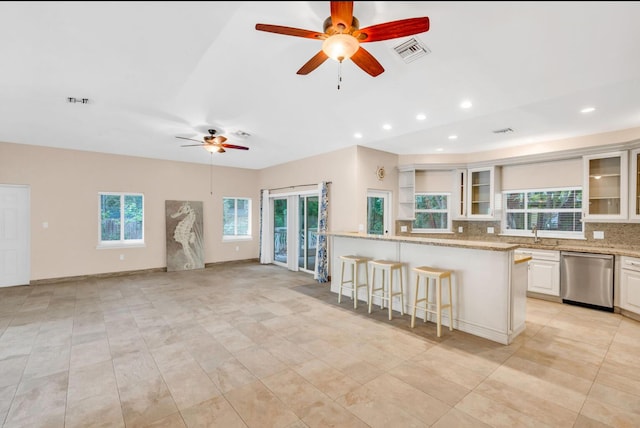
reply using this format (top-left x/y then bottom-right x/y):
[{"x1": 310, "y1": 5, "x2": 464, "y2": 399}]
[{"x1": 532, "y1": 225, "x2": 541, "y2": 243}]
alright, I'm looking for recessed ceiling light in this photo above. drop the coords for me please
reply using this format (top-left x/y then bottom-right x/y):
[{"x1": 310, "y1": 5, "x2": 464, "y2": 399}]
[
  {"x1": 448, "y1": 135, "x2": 458, "y2": 140},
  {"x1": 460, "y1": 100, "x2": 473, "y2": 109},
  {"x1": 382, "y1": 124, "x2": 392, "y2": 130},
  {"x1": 435, "y1": 148, "x2": 444, "y2": 152},
  {"x1": 581, "y1": 107, "x2": 596, "y2": 113},
  {"x1": 354, "y1": 132, "x2": 363, "y2": 139},
  {"x1": 416, "y1": 113, "x2": 426, "y2": 121}
]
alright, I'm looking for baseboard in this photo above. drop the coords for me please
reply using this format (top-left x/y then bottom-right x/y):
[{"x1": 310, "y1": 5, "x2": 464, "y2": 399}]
[{"x1": 30, "y1": 258, "x2": 260, "y2": 285}]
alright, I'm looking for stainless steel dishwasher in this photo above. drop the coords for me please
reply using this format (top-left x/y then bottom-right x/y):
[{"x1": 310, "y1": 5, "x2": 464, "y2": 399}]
[{"x1": 560, "y1": 251, "x2": 614, "y2": 312}]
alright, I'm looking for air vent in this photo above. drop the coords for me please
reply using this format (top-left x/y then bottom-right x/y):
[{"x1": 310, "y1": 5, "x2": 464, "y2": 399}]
[
  {"x1": 393, "y1": 37, "x2": 430, "y2": 63},
  {"x1": 492, "y1": 127, "x2": 514, "y2": 134}
]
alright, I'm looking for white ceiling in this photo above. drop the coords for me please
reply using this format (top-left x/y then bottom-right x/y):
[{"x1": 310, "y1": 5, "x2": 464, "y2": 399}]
[{"x1": 1, "y1": 1, "x2": 640, "y2": 169}]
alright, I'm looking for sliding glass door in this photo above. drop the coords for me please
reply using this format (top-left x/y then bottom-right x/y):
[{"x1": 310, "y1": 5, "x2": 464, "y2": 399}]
[
  {"x1": 298, "y1": 195, "x2": 318, "y2": 273},
  {"x1": 273, "y1": 198, "x2": 288, "y2": 266}
]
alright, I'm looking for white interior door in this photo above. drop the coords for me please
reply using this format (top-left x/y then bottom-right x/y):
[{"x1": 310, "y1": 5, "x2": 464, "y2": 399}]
[{"x1": 0, "y1": 185, "x2": 30, "y2": 287}]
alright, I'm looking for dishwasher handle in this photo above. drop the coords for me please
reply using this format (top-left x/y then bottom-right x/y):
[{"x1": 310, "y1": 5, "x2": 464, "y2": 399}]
[{"x1": 561, "y1": 251, "x2": 613, "y2": 260}]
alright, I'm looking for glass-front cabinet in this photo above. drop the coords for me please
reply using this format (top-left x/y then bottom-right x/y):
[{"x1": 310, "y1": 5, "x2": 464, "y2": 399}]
[
  {"x1": 467, "y1": 166, "x2": 500, "y2": 219},
  {"x1": 583, "y1": 151, "x2": 628, "y2": 221},
  {"x1": 630, "y1": 148, "x2": 640, "y2": 221},
  {"x1": 451, "y1": 169, "x2": 467, "y2": 219}
]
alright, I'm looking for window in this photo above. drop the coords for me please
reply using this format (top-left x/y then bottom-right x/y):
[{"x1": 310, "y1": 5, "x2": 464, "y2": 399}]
[
  {"x1": 223, "y1": 197, "x2": 251, "y2": 239},
  {"x1": 412, "y1": 193, "x2": 451, "y2": 232},
  {"x1": 99, "y1": 193, "x2": 144, "y2": 247},
  {"x1": 503, "y1": 187, "x2": 583, "y2": 238}
]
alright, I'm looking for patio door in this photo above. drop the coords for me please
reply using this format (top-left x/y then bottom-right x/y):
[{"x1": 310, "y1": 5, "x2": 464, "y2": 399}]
[
  {"x1": 367, "y1": 190, "x2": 391, "y2": 235},
  {"x1": 272, "y1": 197, "x2": 288, "y2": 267},
  {"x1": 298, "y1": 195, "x2": 318, "y2": 273}
]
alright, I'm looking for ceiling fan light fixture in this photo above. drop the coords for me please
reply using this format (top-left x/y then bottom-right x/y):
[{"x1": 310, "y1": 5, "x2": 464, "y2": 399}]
[
  {"x1": 203, "y1": 145, "x2": 218, "y2": 153},
  {"x1": 322, "y1": 34, "x2": 359, "y2": 62}
]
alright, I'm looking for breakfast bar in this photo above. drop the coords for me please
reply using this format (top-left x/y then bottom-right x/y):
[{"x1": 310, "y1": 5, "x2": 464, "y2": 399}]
[{"x1": 328, "y1": 232, "x2": 529, "y2": 345}]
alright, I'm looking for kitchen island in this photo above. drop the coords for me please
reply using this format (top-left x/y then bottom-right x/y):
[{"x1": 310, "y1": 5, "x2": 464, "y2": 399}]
[{"x1": 328, "y1": 232, "x2": 528, "y2": 345}]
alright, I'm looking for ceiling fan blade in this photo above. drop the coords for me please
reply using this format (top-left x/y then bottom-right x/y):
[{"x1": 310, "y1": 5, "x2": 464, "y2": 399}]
[
  {"x1": 350, "y1": 46, "x2": 384, "y2": 77},
  {"x1": 297, "y1": 50, "x2": 329, "y2": 75},
  {"x1": 356, "y1": 17, "x2": 430, "y2": 43},
  {"x1": 330, "y1": 1, "x2": 354, "y2": 30},
  {"x1": 180, "y1": 144, "x2": 207, "y2": 147},
  {"x1": 176, "y1": 136, "x2": 204, "y2": 143},
  {"x1": 255, "y1": 24, "x2": 325, "y2": 40},
  {"x1": 220, "y1": 143, "x2": 250, "y2": 151}
]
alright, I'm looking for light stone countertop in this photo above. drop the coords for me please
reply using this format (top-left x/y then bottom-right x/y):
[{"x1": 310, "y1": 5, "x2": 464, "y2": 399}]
[
  {"x1": 327, "y1": 231, "x2": 640, "y2": 258},
  {"x1": 326, "y1": 231, "x2": 520, "y2": 252}
]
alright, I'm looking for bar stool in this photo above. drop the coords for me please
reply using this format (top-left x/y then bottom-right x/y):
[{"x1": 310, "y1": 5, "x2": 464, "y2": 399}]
[
  {"x1": 338, "y1": 255, "x2": 371, "y2": 308},
  {"x1": 411, "y1": 266, "x2": 454, "y2": 337},
  {"x1": 368, "y1": 260, "x2": 404, "y2": 320}
]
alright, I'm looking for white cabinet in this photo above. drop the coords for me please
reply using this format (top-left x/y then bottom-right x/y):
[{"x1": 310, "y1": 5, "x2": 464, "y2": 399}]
[
  {"x1": 620, "y1": 256, "x2": 640, "y2": 314},
  {"x1": 466, "y1": 166, "x2": 501, "y2": 220},
  {"x1": 398, "y1": 168, "x2": 415, "y2": 220},
  {"x1": 451, "y1": 169, "x2": 467, "y2": 219},
  {"x1": 515, "y1": 249, "x2": 560, "y2": 296},
  {"x1": 629, "y1": 148, "x2": 640, "y2": 221},
  {"x1": 583, "y1": 151, "x2": 628, "y2": 221}
]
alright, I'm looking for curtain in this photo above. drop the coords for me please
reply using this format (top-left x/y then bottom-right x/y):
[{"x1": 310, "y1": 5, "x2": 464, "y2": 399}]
[
  {"x1": 259, "y1": 189, "x2": 272, "y2": 264},
  {"x1": 315, "y1": 181, "x2": 329, "y2": 282}
]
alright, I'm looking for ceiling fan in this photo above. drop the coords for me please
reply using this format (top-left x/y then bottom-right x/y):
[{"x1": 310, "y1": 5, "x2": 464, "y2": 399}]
[
  {"x1": 176, "y1": 129, "x2": 249, "y2": 153},
  {"x1": 255, "y1": 1, "x2": 430, "y2": 77}
]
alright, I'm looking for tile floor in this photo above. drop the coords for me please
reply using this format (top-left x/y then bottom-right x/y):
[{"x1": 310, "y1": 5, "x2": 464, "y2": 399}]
[{"x1": 0, "y1": 261, "x2": 639, "y2": 427}]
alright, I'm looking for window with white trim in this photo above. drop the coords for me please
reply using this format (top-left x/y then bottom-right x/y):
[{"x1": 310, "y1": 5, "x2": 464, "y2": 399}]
[
  {"x1": 503, "y1": 187, "x2": 583, "y2": 238},
  {"x1": 412, "y1": 193, "x2": 451, "y2": 232},
  {"x1": 223, "y1": 197, "x2": 251, "y2": 239},
  {"x1": 99, "y1": 193, "x2": 144, "y2": 246}
]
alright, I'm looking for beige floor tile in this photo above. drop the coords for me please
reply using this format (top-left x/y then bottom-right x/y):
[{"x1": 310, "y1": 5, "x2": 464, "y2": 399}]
[
  {"x1": 455, "y1": 391, "x2": 553, "y2": 428},
  {"x1": 206, "y1": 357, "x2": 257, "y2": 394},
  {"x1": 388, "y1": 360, "x2": 471, "y2": 406},
  {"x1": 180, "y1": 395, "x2": 247, "y2": 428},
  {"x1": 159, "y1": 359, "x2": 222, "y2": 410},
  {"x1": 475, "y1": 377, "x2": 578, "y2": 427},
  {"x1": 488, "y1": 355, "x2": 591, "y2": 412},
  {"x1": 64, "y1": 393, "x2": 125, "y2": 428},
  {"x1": 0, "y1": 263, "x2": 639, "y2": 427},
  {"x1": 261, "y1": 368, "x2": 330, "y2": 419},
  {"x1": 224, "y1": 380, "x2": 299, "y2": 428},
  {"x1": 293, "y1": 359, "x2": 361, "y2": 400},
  {"x1": 432, "y1": 408, "x2": 493, "y2": 428},
  {"x1": 233, "y1": 346, "x2": 287, "y2": 379},
  {"x1": 580, "y1": 395, "x2": 640, "y2": 428},
  {"x1": 145, "y1": 411, "x2": 187, "y2": 427},
  {"x1": 4, "y1": 371, "x2": 68, "y2": 428}
]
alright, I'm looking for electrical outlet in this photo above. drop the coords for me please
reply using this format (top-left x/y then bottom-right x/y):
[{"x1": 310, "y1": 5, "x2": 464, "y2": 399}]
[
  {"x1": 458, "y1": 226, "x2": 463, "y2": 233},
  {"x1": 235, "y1": 245, "x2": 240, "y2": 251},
  {"x1": 42, "y1": 221, "x2": 48, "y2": 229},
  {"x1": 119, "y1": 254, "x2": 125, "y2": 260},
  {"x1": 593, "y1": 231, "x2": 604, "y2": 239},
  {"x1": 487, "y1": 227, "x2": 495, "y2": 234},
  {"x1": 400, "y1": 225, "x2": 408, "y2": 232}
]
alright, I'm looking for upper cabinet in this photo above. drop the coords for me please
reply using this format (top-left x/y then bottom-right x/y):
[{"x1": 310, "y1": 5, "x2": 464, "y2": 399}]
[
  {"x1": 630, "y1": 148, "x2": 640, "y2": 221},
  {"x1": 451, "y1": 169, "x2": 467, "y2": 220},
  {"x1": 398, "y1": 168, "x2": 415, "y2": 220},
  {"x1": 467, "y1": 166, "x2": 501, "y2": 220},
  {"x1": 583, "y1": 151, "x2": 628, "y2": 221}
]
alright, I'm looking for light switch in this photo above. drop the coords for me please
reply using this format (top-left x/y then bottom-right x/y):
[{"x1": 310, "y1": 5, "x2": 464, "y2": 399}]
[
  {"x1": 593, "y1": 231, "x2": 604, "y2": 239},
  {"x1": 458, "y1": 226, "x2": 464, "y2": 233},
  {"x1": 487, "y1": 227, "x2": 495, "y2": 234},
  {"x1": 401, "y1": 225, "x2": 408, "y2": 232},
  {"x1": 42, "y1": 221, "x2": 48, "y2": 229}
]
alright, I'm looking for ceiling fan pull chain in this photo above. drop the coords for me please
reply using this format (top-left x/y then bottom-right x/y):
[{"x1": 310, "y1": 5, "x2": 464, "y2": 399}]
[{"x1": 337, "y1": 60, "x2": 342, "y2": 90}]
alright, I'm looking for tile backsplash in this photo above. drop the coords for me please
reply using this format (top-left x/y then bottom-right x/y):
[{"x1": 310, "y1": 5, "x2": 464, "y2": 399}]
[{"x1": 396, "y1": 220, "x2": 640, "y2": 250}]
